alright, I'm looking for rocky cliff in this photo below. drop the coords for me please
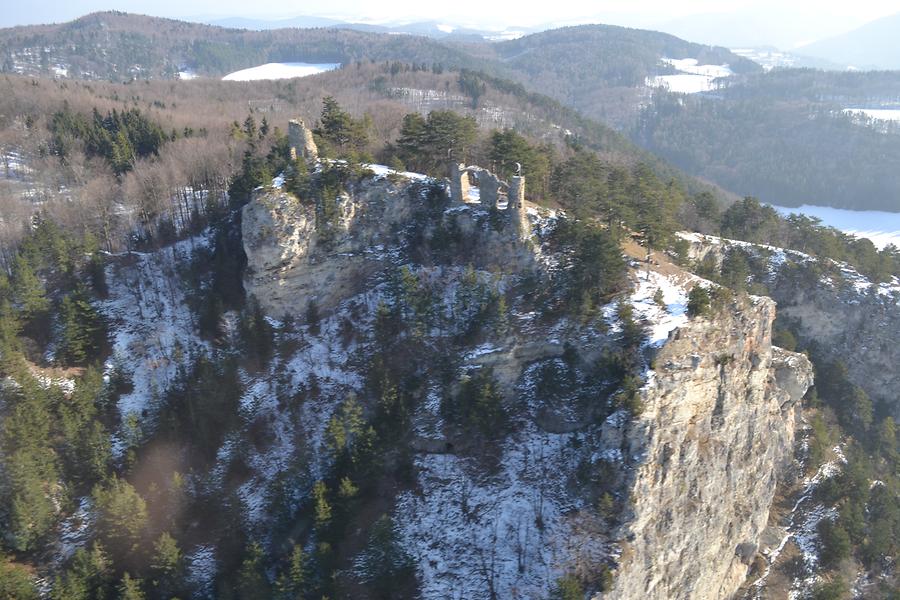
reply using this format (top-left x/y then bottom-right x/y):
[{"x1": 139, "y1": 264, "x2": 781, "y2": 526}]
[
  {"x1": 679, "y1": 232, "x2": 900, "y2": 421},
  {"x1": 603, "y1": 294, "x2": 813, "y2": 600},
  {"x1": 240, "y1": 172, "x2": 814, "y2": 599},
  {"x1": 242, "y1": 168, "x2": 534, "y2": 318}
]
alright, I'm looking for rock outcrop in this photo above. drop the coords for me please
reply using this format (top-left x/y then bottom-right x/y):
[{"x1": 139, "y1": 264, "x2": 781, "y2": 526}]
[
  {"x1": 243, "y1": 178, "x2": 815, "y2": 599},
  {"x1": 603, "y1": 295, "x2": 813, "y2": 600},
  {"x1": 680, "y1": 232, "x2": 900, "y2": 420},
  {"x1": 243, "y1": 169, "x2": 536, "y2": 318}
]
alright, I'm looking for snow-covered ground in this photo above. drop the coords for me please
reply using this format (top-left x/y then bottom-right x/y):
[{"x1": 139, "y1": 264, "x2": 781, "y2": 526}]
[
  {"x1": 222, "y1": 62, "x2": 340, "y2": 81},
  {"x1": 364, "y1": 163, "x2": 431, "y2": 182},
  {"x1": 629, "y1": 270, "x2": 690, "y2": 347},
  {"x1": 647, "y1": 58, "x2": 733, "y2": 94},
  {"x1": 842, "y1": 108, "x2": 900, "y2": 123},
  {"x1": 771, "y1": 204, "x2": 900, "y2": 249},
  {"x1": 396, "y1": 423, "x2": 607, "y2": 600}
]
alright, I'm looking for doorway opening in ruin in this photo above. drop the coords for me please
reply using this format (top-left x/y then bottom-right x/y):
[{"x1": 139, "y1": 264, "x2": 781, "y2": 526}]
[{"x1": 465, "y1": 171, "x2": 481, "y2": 203}]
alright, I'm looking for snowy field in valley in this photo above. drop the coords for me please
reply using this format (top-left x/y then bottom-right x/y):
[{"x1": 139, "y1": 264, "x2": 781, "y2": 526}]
[
  {"x1": 772, "y1": 204, "x2": 900, "y2": 249},
  {"x1": 731, "y1": 48, "x2": 797, "y2": 71},
  {"x1": 222, "y1": 62, "x2": 340, "y2": 81},
  {"x1": 647, "y1": 58, "x2": 732, "y2": 94},
  {"x1": 842, "y1": 108, "x2": 900, "y2": 122}
]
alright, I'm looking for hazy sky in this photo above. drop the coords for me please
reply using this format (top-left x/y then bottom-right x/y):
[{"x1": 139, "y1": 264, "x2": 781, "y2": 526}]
[{"x1": 3, "y1": 0, "x2": 899, "y2": 47}]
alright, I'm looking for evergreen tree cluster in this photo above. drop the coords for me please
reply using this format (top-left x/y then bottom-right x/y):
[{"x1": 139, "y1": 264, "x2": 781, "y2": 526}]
[
  {"x1": 49, "y1": 106, "x2": 170, "y2": 174},
  {"x1": 393, "y1": 110, "x2": 478, "y2": 175}
]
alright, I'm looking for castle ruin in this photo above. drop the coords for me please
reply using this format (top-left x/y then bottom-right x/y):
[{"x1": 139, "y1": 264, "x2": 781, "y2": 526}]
[
  {"x1": 449, "y1": 163, "x2": 525, "y2": 212},
  {"x1": 288, "y1": 118, "x2": 318, "y2": 162},
  {"x1": 449, "y1": 162, "x2": 530, "y2": 239}
]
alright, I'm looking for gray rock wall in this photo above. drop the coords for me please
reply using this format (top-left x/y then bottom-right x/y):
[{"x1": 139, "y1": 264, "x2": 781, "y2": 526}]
[
  {"x1": 604, "y1": 296, "x2": 813, "y2": 600},
  {"x1": 680, "y1": 232, "x2": 900, "y2": 421}
]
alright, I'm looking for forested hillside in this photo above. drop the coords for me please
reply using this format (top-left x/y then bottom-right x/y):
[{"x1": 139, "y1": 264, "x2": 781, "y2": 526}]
[
  {"x1": 5, "y1": 12, "x2": 900, "y2": 212},
  {"x1": 455, "y1": 24, "x2": 760, "y2": 126},
  {"x1": 635, "y1": 70, "x2": 900, "y2": 211},
  {"x1": 0, "y1": 12, "x2": 482, "y2": 79}
]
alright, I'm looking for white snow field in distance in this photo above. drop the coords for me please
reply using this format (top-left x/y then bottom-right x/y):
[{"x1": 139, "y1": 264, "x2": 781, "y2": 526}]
[
  {"x1": 647, "y1": 58, "x2": 732, "y2": 94},
  {"x1": 842, "y1": 108, "x2": 900, "y2": 123},
  {"x1": 771, "y1": 204, "x2": 900, "y2": 250},
  {"x1": 223, "y1": 62, "x2": 340, "y2": 81}
]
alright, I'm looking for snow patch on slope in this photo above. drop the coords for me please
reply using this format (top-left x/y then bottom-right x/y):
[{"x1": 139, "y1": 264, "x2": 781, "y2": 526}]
[
  {"x1": 223, "y1": 62, "x2": 340, "y2": 81},
  {"x1": 397, "y1": 423, "x2": 606, "y2": 599},
  {"x1": 647, "y1": 58, "x2": 733, "y2": 94},
  {"x1": 100, "y1": 235, "x2": 211, "y2": 453},
  {"x1": 629, "y1": 270, "x2": 689, "y2": 347}
]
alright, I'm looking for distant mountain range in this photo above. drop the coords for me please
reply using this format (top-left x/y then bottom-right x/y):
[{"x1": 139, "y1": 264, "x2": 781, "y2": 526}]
[
  {"x1": 0, "y1": 12, "x2": 756, "y2": 87},
  {"x1": 658, "y1": 7, "x2": 859, "y2": 50},
  {"x1": 798, "y1": 12, "x2": 900, "y2": 70},
  {"x1": 196, "y1": 15, "x2": 535, "y2": 41}
]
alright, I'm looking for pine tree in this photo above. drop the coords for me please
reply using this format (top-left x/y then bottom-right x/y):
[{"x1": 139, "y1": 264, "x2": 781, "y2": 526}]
[
  {"x1": 0, "y1": 555, "x2": 39, "y2": 599},
  {"x1": 51, "y1": 544, "x2": 113, "y2": 600},
  {"x1": 312, "y1": 480, "x2": 332, "y2": 529},
  {"x1": 236, "y1": 543, "x2": 271, "y2": 600},
  {"x1": 11, "y1": 256, "x2": 49, "y2": 319},
  {"x1": 2, "y1": 377, "x2": 59, "y2": 551},
  {"x1": 92, "y1": 477, "x2": 148, "y2": 555},
  {"x1": 687, "y1": 286, "x2": 711, "y2": 317},
  {"x1": 149, "y1": 532, "x2": 184, "y2": 597},
  {"x1": 111, "y1": 128, "x2": 135, "y2": 174},
  {"x1": 325, "y1": 395, "x2": 365, "y2": 460},
  {"x1": 357, "y1": 515, "x2": 414, "y2": 599},
  {"x1": 274, "y1": 544, "x2": 307, "y2": 599},
  {"x1": 117, "y1": 573, "x2": 145, "y2": 600},
  {"x1": 59, "y1": 287, "x2": 105, "y2": 366}
]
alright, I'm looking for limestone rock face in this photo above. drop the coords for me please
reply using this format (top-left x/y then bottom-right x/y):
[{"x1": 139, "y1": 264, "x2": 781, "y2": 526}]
[
  {"x1": 242, "y1": 178, "x2": 414, "y2": 317},
  {"x1": 770, "y1": 278, "x2": 900, "y2": 419},
  {"x1": 603, "y1": 296, "x2": 813, "y2": 600},
  {"x1": 243, "y1": 188, "x2": 816, "y2": 599},
  {"x1": 680, "y1": 232, "x2": 900, "y2": 421},
  {"x1": 242, "y1": 174, "x2": 536, "y2": 318}
]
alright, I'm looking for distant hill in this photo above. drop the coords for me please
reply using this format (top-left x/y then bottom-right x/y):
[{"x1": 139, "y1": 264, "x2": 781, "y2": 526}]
[
  {"x1": 0, "y1": 14, "x2": 758, "y2": 93},
  {"x1": 0, "y1": 11, "x2": 484, "y2": 79},
  {"x1": 197, "y1": 15, "x2": 524, "y2": 40},
  {"x1": 635, "y1": 69, "x2": 900, "y2": 211},
  {"x1": 0, "y1": 13, "x2": 760, "y2": 130},
  {"x1": 799, "y1": 13, "x2": 900, "y2": 70},
  {"x1": 453, "y1": 24, "x2": 762, "y2": 127},
  {"x1": 658, "y1": 8, "x2": 859, "y2": 50},
  {"x1": 201, "y1": 15, "x2": 347, "y2": 30}
]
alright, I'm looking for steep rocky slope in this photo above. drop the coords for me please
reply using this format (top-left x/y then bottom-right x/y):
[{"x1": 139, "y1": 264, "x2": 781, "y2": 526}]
[
  {"x1": 240, "y1": 165, "x2": 812, "y2": 599},
  {"x1": 680, "y1": 232, "x2": 900, "y2": 421},
  {"x1": 606, "y1": 295, "x2": 812, "y2": 600}
]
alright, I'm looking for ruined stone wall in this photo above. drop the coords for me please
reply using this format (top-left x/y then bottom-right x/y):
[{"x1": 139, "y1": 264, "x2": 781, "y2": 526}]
[
  {"x1": 449, "y1": 162, "x2": 470, "y2": 204},
  {"x1": 243, "y1": 174, "x2": 539, "y2": 318}
]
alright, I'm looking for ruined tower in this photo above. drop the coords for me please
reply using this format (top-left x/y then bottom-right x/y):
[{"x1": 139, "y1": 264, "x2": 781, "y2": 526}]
[
  {"x1": 450, "y1": 162, "x2": 471, "y2": 203},
  {"x1": 288, "y1": 118, "x2": 318, "y2": 162},
  {"x1": 508, "y1": 176, "x2": 525, "y2": 210}
]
